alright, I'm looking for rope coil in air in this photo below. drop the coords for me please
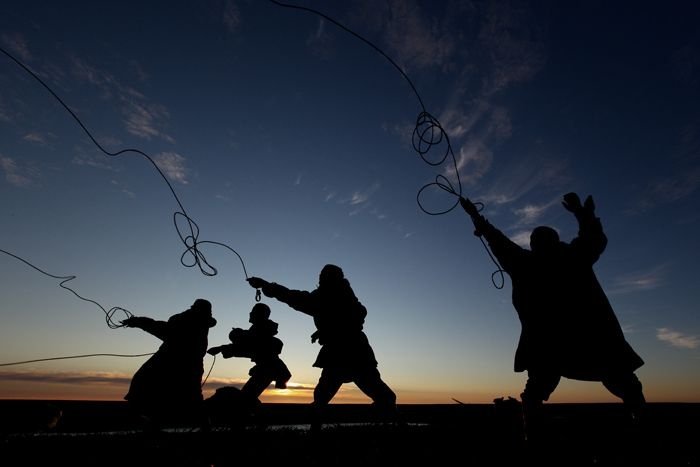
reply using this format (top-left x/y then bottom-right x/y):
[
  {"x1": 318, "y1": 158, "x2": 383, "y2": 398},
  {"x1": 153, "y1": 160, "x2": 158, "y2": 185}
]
[{"x1": 268, "y1": 0, "x2": 504, "y2": 287}]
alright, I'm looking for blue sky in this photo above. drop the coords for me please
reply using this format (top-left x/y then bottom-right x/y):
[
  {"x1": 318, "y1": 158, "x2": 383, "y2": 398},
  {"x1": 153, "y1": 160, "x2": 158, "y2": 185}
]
[{"x1": 1, "y1": 0, "x2": 699, "y2": 403}]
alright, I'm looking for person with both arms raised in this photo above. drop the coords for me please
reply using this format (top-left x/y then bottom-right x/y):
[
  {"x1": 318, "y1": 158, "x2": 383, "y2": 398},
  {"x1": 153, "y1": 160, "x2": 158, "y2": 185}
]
[{"x1": 460, "y1": 192, "x2": 645, "y2": 440}]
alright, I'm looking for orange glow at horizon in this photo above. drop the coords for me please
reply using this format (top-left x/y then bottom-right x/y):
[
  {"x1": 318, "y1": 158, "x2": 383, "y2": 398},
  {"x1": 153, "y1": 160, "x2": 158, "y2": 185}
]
[{"x1": 1, "y1": 371, "x2": 698, "y2": 403}]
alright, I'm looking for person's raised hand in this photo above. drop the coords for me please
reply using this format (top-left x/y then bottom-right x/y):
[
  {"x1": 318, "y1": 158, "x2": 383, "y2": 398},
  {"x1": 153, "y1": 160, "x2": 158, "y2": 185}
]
[
  {"x1": 121, "y1": 316, "x2": 142, "y2": 328},
  {"x1": 562, "y1": 192, "x2": 583, "y2": 213},
  {"x1": 459, "y1": 197, "x2": 479, "y2": 217},
  {"x1": 247, "y1": 277, "x2": 267, "y2": 289}
]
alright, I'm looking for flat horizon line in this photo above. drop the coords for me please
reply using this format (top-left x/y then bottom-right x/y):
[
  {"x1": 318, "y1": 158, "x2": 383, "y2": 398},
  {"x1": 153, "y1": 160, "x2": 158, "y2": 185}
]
[{"x1": 2, "y1": 399, "x2": 699, "y2": 405}]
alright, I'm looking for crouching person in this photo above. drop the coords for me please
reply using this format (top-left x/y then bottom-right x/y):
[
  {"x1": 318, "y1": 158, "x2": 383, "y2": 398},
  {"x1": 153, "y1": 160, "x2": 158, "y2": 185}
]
[{"x1": 207, "y1": 303, "x2": 291, "y2": 425}]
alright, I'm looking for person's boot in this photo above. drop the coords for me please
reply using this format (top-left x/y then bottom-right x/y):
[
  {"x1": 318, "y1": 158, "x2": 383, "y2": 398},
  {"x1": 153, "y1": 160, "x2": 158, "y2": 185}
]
[
  {"x1": 309, "y1": 403, "x2": 323, "y2": 434},
  {"x1": 520, "y1": 394, "x2": 546, "y2": 444}
]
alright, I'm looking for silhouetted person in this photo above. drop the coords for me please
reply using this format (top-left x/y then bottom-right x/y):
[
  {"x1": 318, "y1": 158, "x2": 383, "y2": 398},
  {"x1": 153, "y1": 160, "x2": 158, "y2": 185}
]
[
  {"x1": 460, "y1": 193, "x2": 645, "y2": 440},
  {"x1": 208, "y1": 303, "x2": 292, "y2": 407},
  {"x1": 247, "y1": 264, "x2": 398, "y2": 430},
  {"x1": 122, "y1": 298, "x2": 217, "y2": 430}
]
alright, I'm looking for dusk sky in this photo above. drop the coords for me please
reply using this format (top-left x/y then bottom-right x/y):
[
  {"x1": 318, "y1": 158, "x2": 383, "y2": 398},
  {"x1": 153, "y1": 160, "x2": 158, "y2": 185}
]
[{"x1": 1, "y1": 0, "x2": 699, "y2": 404}]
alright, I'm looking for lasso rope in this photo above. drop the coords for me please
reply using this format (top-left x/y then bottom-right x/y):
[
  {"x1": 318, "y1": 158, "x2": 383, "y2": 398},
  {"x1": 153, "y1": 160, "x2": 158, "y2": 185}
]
[
  {"x1": 1, "y1": 248, "x2": 133, "y2": 328},
  {"x1": 267, "y1": 0, "x2": 504, "y2": 287},
  {"x1": 0, "y1": 46, "x2": 252, "y2": 285}
]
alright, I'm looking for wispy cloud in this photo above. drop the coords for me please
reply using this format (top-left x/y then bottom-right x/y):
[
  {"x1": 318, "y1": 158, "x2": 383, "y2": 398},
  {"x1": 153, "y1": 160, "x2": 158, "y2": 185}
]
[
  {"x1": 22, "y1": 131, "x2": 55, "y2": 146},
  {"x1": 380, "y1": 0, "x2": 456, "y2": 71},
  {"x1": 349, "y1": 185, "x2": 377, "y2": 205},
  {"x1": 351, "y1": 0, "x2": 549, "y2": 202},
  {"x1": 70, "y1": 55, "x2": 174, "y2": 143},
  {"x1": 354, "y1": 0, "x2": 547, "y2": 87},
  {"x1": 154, "y1": 152, "x2": 189, "y2": 185},
  {"x1": 448, "y1": 139, "x2": 493, "y2": 185},
  {"x1": 70, "y1": 55, "x2": 123, "y2": 100},
  {"x1": 328, "y1": 182, "x2": 383, "y2": 217},
  {"x1": 476, "y1": 2, "x2": 548, "y2": 96},
  {"x1": 110, "y1": 179, "x2": 135, "y2": 198},
  {"x1": 306, "y1": 18, "x2": 336, "y2": 59},
  {"x1": 0, "y1": 370, "x2": 132, "y2": 385},
  {"x1": 341, "y1": 183, "x2": 379, "y2": 206},
  {"x1": 71, "y1": 146, "x2": 118, "y2": 171},
  {"x1": 657, "y1": 328, "x2": 700, "y2": 349},
  {"x1": 222, "y1": 0, "x2": 241, "y2": 33},
  {"x1": 369, "y1": 208, "x2": 386, "y2": 221},
  {"x1": 203, "y1": 377, "x2": 315, "y2": 393},
  {"x1": 1, "y1": 32, "x2": 32, "y2": 63},
  {"x1": 512, "y1": 197, "x2": 560, "y2": 226},
  {"x1": 635, "y1": 166, "x2": 700, "y2": 212},
  {"x1": 123, "y1": 101, "x2": 174, "y2": 142},
  {"x1": 609, "y1": 264, "x2": 667, "y2": 295},
  {"x1": 344, "y1": 182, "x2": 381, "y2": 216},
  {"x1": 0, "y1": 370, "x2": 319, "y2": 398},
  {"x1": 631, "y1": 120, "x2": 700, "y2": 213},
  {"x1": 0, "y1": 156, "x2": 37, "y2": 187},
  {"x1": 478, "y1": 157, "x2": 570, "y2": 209},
  {"x1": 509, "y1": 230, "x2": 532, "y2": 248},
  {"x1": 438, "y1": 107, "x2": 482, "y2": 141},
  {"x1": 324, "y1": 190, "x2": 337, "y2": 202},
  {"x1": 0, "y1": 102, "x2": 10, "y2": 122},
  {"x1": 440, "y1": 103, "x2": 514, "y2": 187},
  {"x1": 71, "y1": 56, "x2": 138, "y2": 97}
]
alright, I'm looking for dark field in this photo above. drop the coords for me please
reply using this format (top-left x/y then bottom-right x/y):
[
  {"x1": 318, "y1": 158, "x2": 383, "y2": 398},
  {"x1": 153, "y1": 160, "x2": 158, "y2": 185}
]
[{"x1": 1, "y1": 400, "x2": 698, "y2": 466}]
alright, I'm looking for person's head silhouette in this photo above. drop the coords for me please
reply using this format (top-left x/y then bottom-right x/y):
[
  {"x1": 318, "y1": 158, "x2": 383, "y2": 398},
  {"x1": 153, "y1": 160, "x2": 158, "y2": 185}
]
[
  {"x1": 187, "y1": 298, "x2": 217, "y2": 327},
  {"x1": 249, "y1": 303, "x2": 271, "y2": 324},
  {"x1": 319, "y1": 264, "x2": 344, "y2": 288},
  {"x1": 192, "y1": 298, "x2": 212, "y2": 312},
  {"x1": 530, "y1": 226, "x2": 560, "y2": 256}
]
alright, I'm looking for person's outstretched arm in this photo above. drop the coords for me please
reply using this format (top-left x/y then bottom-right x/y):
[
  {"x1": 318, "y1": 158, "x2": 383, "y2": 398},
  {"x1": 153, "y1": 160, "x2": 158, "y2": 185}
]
[
  {"x1": 459, "y1": 197, "x2": 490, "y2": 236},
  {"x1": 247, "y1": 277, "x2": 314, "y2": 315},
  {"x1": 562, "y1": 192, "x2": 607, "y2": 263},
  {"x1": 121, "y1": 316, "x2": 168, "y2": 341},
  {"x1": 207, "y1": 343, "x2": 238, "y2": 359},
  {"x1": 459, "y1": 197, "x2": 525, "y2": 273}
]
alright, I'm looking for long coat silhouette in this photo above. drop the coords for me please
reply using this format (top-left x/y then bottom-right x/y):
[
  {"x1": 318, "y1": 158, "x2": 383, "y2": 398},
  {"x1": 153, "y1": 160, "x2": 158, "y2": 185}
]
[
  {"x1": 461, "y1": 193, "x2": 645, "y2": 439},
  {"x1": 461, "y1": 193, "x2": 644, "y2": 381},
  {"x1": 123, "y1": 299, "x2": 217, "y2": 422}
]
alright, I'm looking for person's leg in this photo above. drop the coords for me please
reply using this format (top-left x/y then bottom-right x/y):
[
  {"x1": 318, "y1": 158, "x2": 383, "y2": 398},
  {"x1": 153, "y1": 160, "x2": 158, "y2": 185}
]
[
  {"x1": 520, "y1": 372, "x2": 561, "y2": 442},
  {"x1": 602, "y1": 372, "x2": 646, "y2": 421},
  {"x1": 313, "y1": 370, "x2": 344, "y2": 406},
  {"x1": 354, "y1": 368, "x2": 402, "y2": 424},
  {"x1": 241, "y1": 373, "x2": 273, "y2": 402},
  {"x1": 240, "y1": 373, "x2": 272, "y2": 425},
  {"x1": 310, "y1": 369, "x2": 343, "y2": 432},
  {"x1": 353, "y1": 368, "x2": 397, "y2": 409}
]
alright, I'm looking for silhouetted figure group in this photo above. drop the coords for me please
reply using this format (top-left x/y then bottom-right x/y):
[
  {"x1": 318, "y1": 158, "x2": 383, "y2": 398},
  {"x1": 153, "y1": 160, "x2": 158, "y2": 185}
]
[
  {"x1": 460, "y1": 192, "x2": 645, "y2": 440},
  {"x1": 122, "y1": 265, "x2": 397, "y2": 432},
  {"x1": 121, "y1": 192, "x2": 645, "y2": 442}
]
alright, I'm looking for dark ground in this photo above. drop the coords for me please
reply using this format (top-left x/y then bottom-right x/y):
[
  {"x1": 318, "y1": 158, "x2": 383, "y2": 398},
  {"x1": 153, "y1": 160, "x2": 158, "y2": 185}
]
[{"x1": 1, "y1": 400, "x2": 698, "y2": 466}]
